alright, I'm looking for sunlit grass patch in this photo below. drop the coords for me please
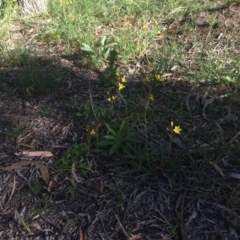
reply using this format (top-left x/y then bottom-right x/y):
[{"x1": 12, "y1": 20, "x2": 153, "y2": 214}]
[{"x1": 43, "y1": 0, "x2": 218, "y2": 64}]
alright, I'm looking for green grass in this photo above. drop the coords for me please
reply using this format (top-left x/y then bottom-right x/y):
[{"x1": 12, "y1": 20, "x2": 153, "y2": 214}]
[
  {"x1": 58, "y1": 143, "x2": 91, "y2": 175},
  {"x1": 38, "y1": 0, "x2": 219, "y2": 64}
]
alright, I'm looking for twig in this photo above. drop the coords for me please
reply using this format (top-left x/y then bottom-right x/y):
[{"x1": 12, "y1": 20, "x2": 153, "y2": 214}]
[
  {"x1": 4, "y1": 174, "x2": 16, "y2": 212},
  {"x1": 114, "y1": 213, "x2": 130, "y2": 239}
]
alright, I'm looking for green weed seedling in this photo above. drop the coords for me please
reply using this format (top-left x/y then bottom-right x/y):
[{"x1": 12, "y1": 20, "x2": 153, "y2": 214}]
[
  {"x1": 40, "y1": 106, "x2": 56, "y2": 117},
  {"x1": 98, "y1": 121, "x2": 136, "y2": 158},
  {"x1": 114, "y1": 194, "x2": 126, "y2": 207},
  {"x1": 81, "y1": 37, "x2": 119, "y2": 87},
  {"x1": 58, "y1": 143, "x2": 91, "y2": 175},
  {"x1": 16, "y1": 50, "x2": 58, "y2": 97},
  {"x1": 81, "y1": 36, "x2": 117, "y2": 59},
  {"x1": 76, "y1": 100, "x2": 113, "y2": 121},
  {"x1": 29, "y1": 178, "x2": 43, "y2": 195},
  {"x1": 226, "y1": 0, "x2": 240, "y2": 6},
  {"x1": 66, "y1": 183, "x2": 77, "y2": 201},
  {"x1": 100, "y1": 49, "x2": 119, "y2": 87},
  {"x1": 97, "y1": 36, "x2": 118, "y2": 60},
  {"x1": 4, "y1": 126, "x2": 25, "y2": 141}
]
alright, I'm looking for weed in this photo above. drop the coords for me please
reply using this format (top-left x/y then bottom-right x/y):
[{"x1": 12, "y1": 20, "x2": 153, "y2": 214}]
[
  {"x1": 29, "y1": 178, "x2": 43, "y2": 195},
  {"x1": 100, "y1": 49, "x2": 119, "y2": 87},
  {"x1": 114, "y1": 194, "x2": 126, "y2": 207},
  {"x1": 65, "y1": 183, "x2": 77, "y2": 201},
  {"x1": 40, "y1": 106, "x2": 56, "y2": 117},
  {"x1": 153, "y1": 215, "x2": 178, "y2": 238},
  {"x1": 76, "y1": 100, "x2": 114, "y2": 121},
  {"x1": 98, "y1": 121, "x2": 137, "y2": 157},
  {"x1": 16, "y1": 50, "x2": 59, "y2": 97},
  {"x1": 4, "y1": 126, "x2": 25, "y2": 140},
  {"x1": 58, "y1": 143, "x2": 91, "y2": 174},
  {"x1": 226, "y1": 0, "x2": 240, "y2": 6}
]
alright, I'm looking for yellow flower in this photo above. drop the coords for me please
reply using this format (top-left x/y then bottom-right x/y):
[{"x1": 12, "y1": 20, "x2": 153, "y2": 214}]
[
  {"x1": 90, "y1": 129, "x2": 96, "y2": 135},
  {"x1": 106, "y1": 95, "x2": 117, "y2": 102},
  {"x1": 68, "y1": 13, "x2": 74, "y2": 20},
  {"x1": 55, "y1": 34, "x2": 61, "y2": 39},
  {"x1": 173, "y1": 125, "x2": 182, "y2": 135},
  {"x1": 143, "y1": 25, "x2": 148, "y2": 30},
  {"x1": 152, "y1": 19, "x2": 158, "y2": 25},
  {"x1": 145, "y1": 76, "x2": 150, "y2": 81},
  {"x1": 124, "y1": 22, "x2": 132, "y2": 28},
  {"x1": 149, "y1": 93, "x2": 154, "y2": 101},
  {"x1": 115, "y1": 72, "x2": 121, "y2": 79},
  {"x1": 87, "y1": 17, "x2": 93, "y2": 22},
  {"x1": 121, "y1": 77, "x2": 126, "y2": 83},
  {"x1": 118, "y1": 83, "x2": 125, "y2": 91},
  {"x1": 155, "y1": 74, "x2": 162, "y2": 81}
]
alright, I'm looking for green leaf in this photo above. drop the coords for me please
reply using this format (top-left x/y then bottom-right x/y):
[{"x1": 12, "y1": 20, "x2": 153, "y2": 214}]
[
  {"x1": 104, "y1": 135, "x2": 117, "y2": 141},
  {"x1": 109, "y1": 142, "x2": 121, "y2": 155},
  {"x1": 81, "y1": 43, "x2": 95, "y2": 54},
  {"x1": 105, "y1": 123, "x2": 117, "y2": 136},
  {"x1": 101, "y1": 36, "x2": 107, "y2": 46},
  {"x1": 98, "y1": 140, "x2": 113, "y2": 147},
  {"x1": 125, "y1": 132, "x2": 136, "y2": 141},
  {"x1": 119, "y1": 121, "x2": 126, "y2": 133},
  {"x1": 108, "y1": 49, "x2": 118, "y2": 67}
]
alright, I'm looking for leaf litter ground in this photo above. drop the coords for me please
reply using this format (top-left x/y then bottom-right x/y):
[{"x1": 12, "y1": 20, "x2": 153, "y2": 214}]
[{"x1": 1, "y1": 2, "x2": 240, "y2": 240}]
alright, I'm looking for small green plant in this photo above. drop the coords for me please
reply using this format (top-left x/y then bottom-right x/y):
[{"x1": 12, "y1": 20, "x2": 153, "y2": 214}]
[
  {"x1": 66, "y1": 183, "x2": 77, "y2": 201},
  {"x1": 114, "y1": 194, "x2": 127, "y2": 207},
  {"x1": 98, "y1": 121, "x2": 136, "y2": 157},
  {"x1": 4, "y1": 126, "x2": 25, "y2": 140},
  {"x1": 226, "y1": 0, "x2": 240, "y2": 6},
  {"x1": 206, "y1": 13, "x2": 218, "y2": 28},
  {"x1": 29, "y1": 178, "x2": 43, "y2": 195},
  {"x1": 16, "y1": 50, "x2": 59, "y2": 97},
  {"x1": 40, "y1": 106, "x2": 56, "y2": 117},
  {"x1": 153, "y1": 215, "x2": 178, "y2": 238},
  {"x1": 81, "y1": 37, "x2": 119, "y2": 87},
  {"x1": 58, "y1": 143, "x2": 91, "y2": 174},
  {"x1": 100, "y1": 49, "x2": 119, "y2": 87},
  {"x1": 81, "y1": 36, "x2": 117, "y2": 60},
  {"x1": 75, "y1": 100, "x2": 93, "y2": 120},
  {"x1": 76, "y1": 100, "x2": 114, "y2": 121},
  {"x1": 0, "y1": 0, "x2": 17, "y2": 18}
]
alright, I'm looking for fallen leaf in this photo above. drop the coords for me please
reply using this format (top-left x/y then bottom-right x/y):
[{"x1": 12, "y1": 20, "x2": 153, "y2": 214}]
[
  {"x1": 218, "y1": 113, "x2": 238, "y2": 124},
  {"x1": 203, "y1": 98, "x2": 214, "y2": 119},
  {"x1": 15, "y1": 151, "x2": 53, "y2": 158},
  {"x1": 210, "y1": 161, "x2": 225, "y2": 177},
  {"x1": 185, "y1": 210, "x2": 197, "y2": 227},
  {"x1": 0, "y1": 161, "x2": 31, "y2": 170},
  {"x1": 129, "y1": 233, "x2": 142, "y2": 240},
  {"x1": 228, "y1": 131, "x2": 240, "y2": 144},
  {"x1": 36, "y1": 162, "x2": 50, "y2": 185},
  {"x1": 229, "y1": 173, "x2": 240, "y2": 179},
  {"x1": 47, "y1": 179, "x2": 53, "y2": 192},
  {"x1": 99, "y1": 179, "x2": 104, "y2": 194},
  {"x1": 79, "y1": 226, "x2": 83, "y2": 240},
  {"x1": 185, "y1": 92, "x2": 196, "y2": 112}
]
